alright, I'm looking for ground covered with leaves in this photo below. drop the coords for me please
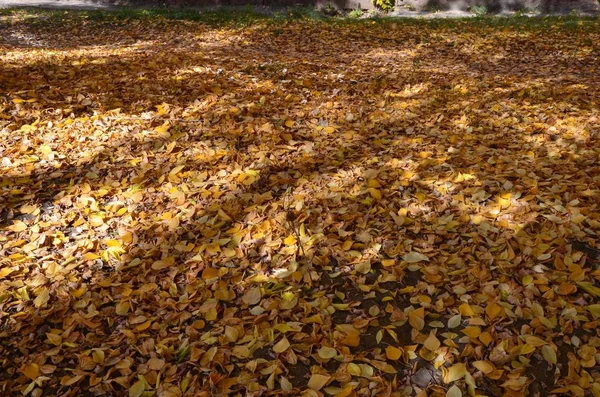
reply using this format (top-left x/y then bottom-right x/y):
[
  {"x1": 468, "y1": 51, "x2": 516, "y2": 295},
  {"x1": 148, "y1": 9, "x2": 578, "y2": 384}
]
[{"x1": 1, "y1": 9, "x2": 600, "y2": 397}]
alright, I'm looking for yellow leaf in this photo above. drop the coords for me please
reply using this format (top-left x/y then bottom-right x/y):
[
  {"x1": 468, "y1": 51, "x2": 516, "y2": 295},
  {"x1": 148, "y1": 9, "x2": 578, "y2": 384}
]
[
  {"x1": 116, "y1": 301, "x2": 130, "y2": 316},
  {"x1": 472, "y1": 360, "x2": 494, "y2": 374},
  {"x1": 0, "y1": 267, "x2": 14, "y2": 279},
  {"x1": 33, "y1": 288, "x2": 50, "y2": 308},
  {"x1": 318, "y1": 346, "x2": 338, "y2": 359},
  {"x1": 8, "y1": 221, "x2": 27, "y2": 232},
  {"x1": 46, "y1": 333, "x2": 62, "y2": 346},
  {"x1": 21, "y1": 363, "x2": 39, "y2": 380},
  {"x1": 520, "y1": 343, "x2": 535, "y2": 355},
  {"x1": 587, "y1": 304, "x2": 600, "y2": 318},
  {"x1": 307, "y1": 374, "x2": 330, "y2": 391},
  {"x1": 368, "y1": 188, "x2": 382, "y2": 200},
  {"x1": 443, "y1": 363, "x2": 467, "y2": 383},
  {"x1": 169, "y1": 165, "x2": 185, "y2": 176},
  {"x1": 135, "y1": 320, "x2": 152, "y2": 332},
  {"x1": 577, "y1": 282, "x2": 600, "y2": 297},
  {"x1": 151, "y1": 258, "x2": 174, "y2": 270},
  {"x1": 522, "y1": 275, "x2": 534, "y2": 286},
  {"x1": 424, "y1": 332, "x2": 441, "y2": 351},
  {"x1": 19, "y1": 204, "x2": 38, "y2": 214},
  {"x1": 446, "y1": 385, "x2": 462, "y2": 397},
  {"x1": 83, "y1": 252, "x2": 100, "y2": 261},
  {"x1": 381, "y1": 259, "x2": 396, "y2": 267},
  {"x1": 347, "y1": 363, "x2": 361, "y2": 376},
  {"x1": 273, "y1": 337, "x2": 290, "y2": 353},
  {"x1": 408, "y1": 307, "x2": 425, "y2": 331},
  {"x1": 89, "y1": 214, "x2": 104, "y2": 227},
  {"x1": 385, "y1": 346, "x2": 403, "y2": 360},
  {"x1": 355, "y1": 261, "x2": 371, "y2": 274},
  {"x1": 458, "y1": 303, "x2": 475, "y2": 317},
  {"x1": 462, "y1": 326, "x2": 481, "y2": 338},
  {"x1": 129, "y1": 379, "x2": 146, "y2": 397},
  {"x1": 334, "y1": 385, "x2": 355, "y2": 397},
  {"x1": 525, "y1": 336, "x2": 547, "y2": 347},
  {"x1": 541, "y1": 345, "x2": 557, "y2": 364},
  {"x1": 285, "y1": 119, "x2": 295, "y2": 128},
  {"x1": 280, "y1": 376, "x2": 293, "y2": 391},
  {"x1": 485, "y1": 301, "x2": 503, "y2": 320},
  {"x1": 284, "y1": 235, "x2": 297, "y2": 245},
  {"x1": 479, "y1": 332, "x2": 493, "y2": 346}
]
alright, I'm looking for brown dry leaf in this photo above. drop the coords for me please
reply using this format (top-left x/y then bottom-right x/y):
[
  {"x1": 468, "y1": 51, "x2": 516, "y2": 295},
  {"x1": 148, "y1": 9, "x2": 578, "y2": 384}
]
[{"x1": 242, "y1": 287, "x2": 262, "y2": 306}]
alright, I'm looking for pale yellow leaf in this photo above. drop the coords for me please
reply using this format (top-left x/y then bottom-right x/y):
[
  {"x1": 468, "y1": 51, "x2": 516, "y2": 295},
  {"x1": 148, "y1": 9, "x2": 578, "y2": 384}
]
[
  {"x1": 8, "y1": 220, "x2": 27, "y2": 232},
  {"x1": 446, "y1": 385, "x2": 462, "y2": 397},
  {"x1": 402, "y1": 251, "x2": 429, "y2": 263},
  {"x1": 318, "y1": 346, "x2": 337, "y2": 359},
  {"x1": 307, "y1": 374, "x2": 330, "y2": 391},
  {"x1": 273, "y1": 337, "x2": 290, "y2": 353},
  {"x1": 115, "y1": 301, "x2": 130, "y2": 316},
  {"x1": 33, "y1": 288, "x2": 50, "y2": 308},
  {"x1": 444, "y1": 363, "x2": 467, "y2": 383},
  {"x1": 541, "y1": 345, "x2": 557, "y2": 364},
  {"x1": 424, "y1": 332, "x2": 441, "y2": 351},
  {"x1": 472, "y1": 360, "x2": 494, "y2": 374},
  {"x1": 129, "y1": 379, "x2": 145, "y2": 397}
]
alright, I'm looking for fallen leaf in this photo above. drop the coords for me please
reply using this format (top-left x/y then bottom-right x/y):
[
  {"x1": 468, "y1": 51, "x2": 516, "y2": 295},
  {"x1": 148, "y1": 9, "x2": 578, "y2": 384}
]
[
  {"x1": 402, "y1": 251, "x2": 429, "y2": 263},
  {"x1": 21, "y1": 363, "x2": 39, "y2": 380},
  {"x1": 273, "y1": 337, "x2": 290, "y2": 353},
  {"x1": 385, "y1": 346, "x2": 403, "y2": 360},
  {"x1": 307, "y1": 374, "x2": 330, "y2": 391},
  {"x1": 33, "y1": 288, "x2": 50, "y2": 308}
]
